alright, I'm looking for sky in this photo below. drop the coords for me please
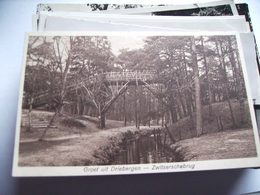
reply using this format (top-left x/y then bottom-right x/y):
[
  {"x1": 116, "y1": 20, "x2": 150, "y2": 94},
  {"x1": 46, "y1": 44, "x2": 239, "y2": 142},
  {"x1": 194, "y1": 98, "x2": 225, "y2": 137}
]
[{"x1": 108, "y1": 36, "x2": 146, "y2": 56}]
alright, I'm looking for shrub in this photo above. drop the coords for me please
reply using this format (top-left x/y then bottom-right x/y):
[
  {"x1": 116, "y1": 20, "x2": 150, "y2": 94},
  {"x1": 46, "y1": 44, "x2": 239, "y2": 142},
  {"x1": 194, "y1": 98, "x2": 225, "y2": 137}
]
[{"x1": 60, "y1": 118, "x2": 86, "y2": 128}]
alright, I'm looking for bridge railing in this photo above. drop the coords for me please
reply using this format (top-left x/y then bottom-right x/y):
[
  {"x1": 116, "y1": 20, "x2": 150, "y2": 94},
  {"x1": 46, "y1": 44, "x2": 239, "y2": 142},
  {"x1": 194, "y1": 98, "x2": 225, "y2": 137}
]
[{"x1": 105, "y1": 71, "x2": 156, "y2": 82}]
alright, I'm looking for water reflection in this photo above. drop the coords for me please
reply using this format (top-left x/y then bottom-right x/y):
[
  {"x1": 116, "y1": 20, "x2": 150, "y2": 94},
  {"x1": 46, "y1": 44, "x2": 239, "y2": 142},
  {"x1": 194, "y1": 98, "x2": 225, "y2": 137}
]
[{"x1": 113, "y1": 134, "x2": 175, "y2": 164}]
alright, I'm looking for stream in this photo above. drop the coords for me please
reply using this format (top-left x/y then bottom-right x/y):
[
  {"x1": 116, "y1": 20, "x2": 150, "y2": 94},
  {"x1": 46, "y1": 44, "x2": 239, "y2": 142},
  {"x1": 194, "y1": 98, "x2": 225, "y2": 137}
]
[{"x1": 113, "y1": 133, "x2": 176, "y2": 164}]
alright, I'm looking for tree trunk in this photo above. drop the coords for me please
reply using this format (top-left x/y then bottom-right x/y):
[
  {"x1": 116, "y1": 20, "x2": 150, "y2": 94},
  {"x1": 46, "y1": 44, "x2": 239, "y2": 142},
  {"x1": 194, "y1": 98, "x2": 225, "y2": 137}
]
[
  {"x1": 201, "y1": 36, "x2": 213, "y2": 117},
  {"x1": 217, "y1": 40, "x2": 237, "y2": 128},
  {"x1": 169, "y1": 106, "x2": 176, "y2": 124},
  {"x1": 39, "y1": 105, "x2": 61, "y2": 141},
  {"x1": 76, "y1": 88, "x2": 80, "y2": 115},
  {"x1": 164, "y1": 124, "x2": 176, "y2": 144},
  {"x1": 161, "y1": 113, "x2": 164, "y2": 127},
  {"x1": 39, "y1": 37, "x2": 74, "y2": 140},
  {"x1": 217, "y1": 115, "x2": 224, "y2": 131},
  {"x1": 137, "y1": 87, "x2": 141, "y2": 128},
  {"x1": 176, "y1": 77, "x2": 186, "y2": 117},
  {"x1": 27, "y1": 97, "x2": 34, "y2": 132},
  {"x1": 191, "y1": 37, "x2": 203, "y2": 137},
  {"x1": 148, "y1": 97, "x2": 151, "y2": 127},
  {"x1": 123, "y1": 93, "x2": 127, "y2": 126},
  {"x1": 228, "y1": 37, "x2": 245, "y2": 125},
  {"x1": 134, "y1": 86, "x2": 139, "y2": 129},
  {"x1": 100, "y1": 111, "x2": 106, "y2": 129}
]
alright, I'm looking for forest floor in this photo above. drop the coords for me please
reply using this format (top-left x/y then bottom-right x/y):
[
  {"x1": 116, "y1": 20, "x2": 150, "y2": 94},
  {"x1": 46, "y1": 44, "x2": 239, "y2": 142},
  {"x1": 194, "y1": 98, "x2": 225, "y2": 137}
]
[
  {"x1": 18, "y1": 110, "x2": 257, "y2": 166},
  {"x1": 19, "y1": 109, "x2": 158, "y2": 166},
  {"x1": 19, "y1": 127, "x2": 257, "y2": 166},
  {"x1": 19, "y1": 125, "x2": 158, "y2": 166},
  {"x1": 20, "y1": 109, "x2": 131, "y2": 142},
  {"x1": 172, "y1": 128, "x2": 257, "y2": 161}
]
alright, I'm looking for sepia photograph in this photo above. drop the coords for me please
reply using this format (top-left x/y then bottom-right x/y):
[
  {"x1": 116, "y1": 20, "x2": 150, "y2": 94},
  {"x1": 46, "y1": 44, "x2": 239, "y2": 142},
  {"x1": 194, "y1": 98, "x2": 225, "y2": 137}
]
[
  {"x1": 105, "y1": 1, "x2": 237, "y2": 15},
  {"x1": 36, "y1": 3, "x2": 157, "y2": 14},
  {"x1": 36, "y1": 0, "x2": 237, "y2": 15},
  {"x1": 13, "y1": 32, "x2": 260, "y2": 176}
]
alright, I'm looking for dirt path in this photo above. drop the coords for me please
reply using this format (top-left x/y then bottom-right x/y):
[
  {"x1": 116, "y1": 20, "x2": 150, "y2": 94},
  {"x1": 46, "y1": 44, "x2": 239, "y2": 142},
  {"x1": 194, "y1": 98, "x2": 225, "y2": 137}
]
[{"x1": 20, "y1": 134, "x2": 84, "y2": 143}]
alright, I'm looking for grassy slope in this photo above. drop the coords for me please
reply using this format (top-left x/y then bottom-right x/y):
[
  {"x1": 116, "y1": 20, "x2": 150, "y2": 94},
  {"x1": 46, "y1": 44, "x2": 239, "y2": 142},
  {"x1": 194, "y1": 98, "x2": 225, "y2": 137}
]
[
  {"x1": 173, "y1": 129, "x2": 257, "y2": 161},
  {"x1": 19, "y1": 126, "x2": 157, "y2": 166},
  {"x1": 169, "y1": 100, "x2": 253, "y2": 140},
  {"x1": 19, "y1": 128, "x2": 257, "y2": 166},
  {"x1": 19, "y1": 107, "x2": 258, "y2": 166},
  {"x1": 20, "y1": 110, "x2": 126, "y2": 140}
]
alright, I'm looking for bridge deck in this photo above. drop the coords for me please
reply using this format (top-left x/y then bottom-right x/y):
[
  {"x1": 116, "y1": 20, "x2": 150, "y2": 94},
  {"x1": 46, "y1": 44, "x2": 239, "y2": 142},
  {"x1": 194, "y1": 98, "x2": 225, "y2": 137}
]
[{"x1": 104, "y1": 71, "x2": 155, "y2": 82}]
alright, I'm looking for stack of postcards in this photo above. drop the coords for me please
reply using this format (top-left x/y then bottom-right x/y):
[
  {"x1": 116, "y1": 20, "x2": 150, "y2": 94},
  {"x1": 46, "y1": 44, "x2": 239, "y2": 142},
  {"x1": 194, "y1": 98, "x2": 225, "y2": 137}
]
[{"x1": 13, "y1": 0, "x2": 260, "y2": 177}]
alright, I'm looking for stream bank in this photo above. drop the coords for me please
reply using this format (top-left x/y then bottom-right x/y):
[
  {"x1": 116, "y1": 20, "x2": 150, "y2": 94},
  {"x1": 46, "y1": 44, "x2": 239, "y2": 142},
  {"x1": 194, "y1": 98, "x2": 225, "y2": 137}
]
[
  {"x1": 19, "y1": 126, "x2": 164, "y2": 166},
  {"x1": 87, "y1": 128, "x2": 257, "y2": 165},
  {"x1": 170, "y1": 129, "x2": 256, "y2": 161},
  {"x1": 19, "y1": 126, "x2": 255, "y2": 166}
]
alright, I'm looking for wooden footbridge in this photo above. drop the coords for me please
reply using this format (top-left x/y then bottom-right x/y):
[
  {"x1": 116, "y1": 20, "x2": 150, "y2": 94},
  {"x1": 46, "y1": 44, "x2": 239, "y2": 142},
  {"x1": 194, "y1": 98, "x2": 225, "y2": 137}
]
[
  {"x1": 30, "y1": 71, "x2": 159, "y2": 107},
  {"x1": 75, "y1": 70, "x2": 157, "y2": 86},
  {"x1": 104, "y1": 71, "x2": 155, "y2": 83}
]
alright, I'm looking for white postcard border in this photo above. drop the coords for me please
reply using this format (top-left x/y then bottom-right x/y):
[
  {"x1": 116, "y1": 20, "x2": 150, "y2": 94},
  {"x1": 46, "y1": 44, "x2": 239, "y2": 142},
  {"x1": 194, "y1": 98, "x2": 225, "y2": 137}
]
[{"x1": 12, "y1": 31, "x2": 260, "y2": 177}]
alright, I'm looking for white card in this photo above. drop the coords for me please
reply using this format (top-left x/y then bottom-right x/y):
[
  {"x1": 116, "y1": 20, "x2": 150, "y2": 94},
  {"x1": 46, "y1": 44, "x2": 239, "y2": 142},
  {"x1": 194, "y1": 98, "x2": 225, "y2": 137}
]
[{"x1": 13, "y1": 31, "x2": 260, "y2": 177}]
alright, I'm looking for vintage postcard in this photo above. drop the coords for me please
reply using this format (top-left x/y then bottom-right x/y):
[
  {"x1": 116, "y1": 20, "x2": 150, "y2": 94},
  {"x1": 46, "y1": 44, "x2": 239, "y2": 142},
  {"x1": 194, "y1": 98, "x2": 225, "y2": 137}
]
[
  {"x1": 103, "y1": 0, "x2": 238, "y2": 15},
  {"x1": 13, "y1": 31, "x2": 260, "y2": 176},
  {"x1": 36, "y1": 3, "x2": 156, "y2": 13},
  {"x1": 36, "y1": 0, "x2": 238, "y2": 15},
  {"x1": 34, "y1": 1, "x2": 260, "y2": 104},
  {"x1": 37, "y1": 14, "x2": 249, "y2": 32},
  {"x1": 34, "y1": 0, "x2": 238, "y2": 31}
]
